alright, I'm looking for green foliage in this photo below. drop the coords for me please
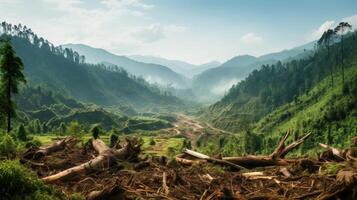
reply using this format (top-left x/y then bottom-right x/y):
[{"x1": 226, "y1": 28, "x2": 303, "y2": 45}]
[
  {"x1": 322, "y1": 163, "x2": 344, "y2": 175},
  {"x1": 0, "y1": 160, "x2": 62, "y2": 200},
  {"x1": 17, "y1": 124, "x2": 27, "y2": 141},
  {"x1": 0, "y1": 22, "x2": 184, "y2": 113},
  {"x1": 67, "y1": 121, "x2": 84, "y2": 138},
  {"x1": 0, "y1": 39, "x2": 26, "y2": 132},
  {"x1": 125, "y1": 116, "x2": 172, "y2": 132},
  {"x1": 109, "y1": 133, "x2": 119, "y2": 147},
  {"x1": 25, "y1": 138, "x2": 42, "y2": 148},
  {"x1": 149, "y1": 137, "x2": 156, "y2": 145},
  {"x1": 0, "y1": 134, "x2": 17, "y2": 158},
  {"x1": 91, "y1": 124, "x2": 103, "y2": 139}
]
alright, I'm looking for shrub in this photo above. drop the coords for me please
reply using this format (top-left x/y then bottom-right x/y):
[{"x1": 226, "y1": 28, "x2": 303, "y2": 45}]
[
  {"x1": 17, "y1": 124, "x2": 28, "y2": 141},
  {"x1": 0, "y1": 134, "x2": 17, "y2": 158},
  {"x1": 0, "y1": 160, "x2": 59, "y2": 200},
  {"x1": 25, "y1": 138, "x2": 42, "y2": 148},
  {"x1": 91, "y1": 124, "x2": 103, "y2": 139},
  {"x1": 109, "y1": 133, "x2": 119, "y2": 147},
  {"x1": 149, "y1": 137, "x2": 156, "y2": 145}
]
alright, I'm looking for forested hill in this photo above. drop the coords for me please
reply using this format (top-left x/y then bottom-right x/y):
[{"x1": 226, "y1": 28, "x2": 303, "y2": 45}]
[
  {"x1": 62, "y1": 44, "x2": 189, "y2": 89},
  {"x1": 191, "y1": 43, "x2": 314, "y2": 103},
  {"x1": 203, "y1": 30, "x2": 357, "y2": 144},
  {"x1": 0, "y1": 22, "x2": 183, "y2": 111}
]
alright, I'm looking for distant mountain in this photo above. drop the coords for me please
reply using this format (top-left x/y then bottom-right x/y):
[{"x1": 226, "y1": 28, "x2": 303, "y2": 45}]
[
  {"x1": 192, "y1": 42, "x2": 315, "y2": 103},
  {"x1": 0, "y1": 23, "x2": 184, "y2": 112},
  {"x1": 128, "y1": 55, "x2": 220, "y2": 78},
  {"x1": 62, "y1": 44, "x2": 189, "y2": 88}
]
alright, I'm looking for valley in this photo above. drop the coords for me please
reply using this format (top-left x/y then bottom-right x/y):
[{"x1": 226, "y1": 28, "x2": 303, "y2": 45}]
[{"x1": 0, "y1": 2, "x2": 357, "y2": 199}]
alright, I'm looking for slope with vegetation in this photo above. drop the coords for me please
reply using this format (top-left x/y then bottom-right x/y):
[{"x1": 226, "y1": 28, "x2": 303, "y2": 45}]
[
  {"x1": 201, "y1": 28, "x2": 357, "y2": 154},
  {"x1": 62, "y1": 44, "x2": 189, "y2": 89},
  {"x1": 192, "y1": 43, "x2": 314, "y2": 102},
  {"x1": 0, "y1": 22, "x2": 184, "y2": 113}
]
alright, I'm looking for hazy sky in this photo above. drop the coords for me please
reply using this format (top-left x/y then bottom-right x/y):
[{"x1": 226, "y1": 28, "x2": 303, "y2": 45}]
[{"x1": 1, "y1": 0, "x2": 357, "y2": 64}]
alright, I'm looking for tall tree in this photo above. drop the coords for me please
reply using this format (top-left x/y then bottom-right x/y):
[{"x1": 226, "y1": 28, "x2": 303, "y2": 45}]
[
  {"x1": 334, "y1": 22, "x2": 352, "y2": 85},
  {"x1": 317, "y1": 29, "x2": 335, "y2": 87},
  {"x1": 0, "y1": 39, "x2": 26, "y2": 132}
]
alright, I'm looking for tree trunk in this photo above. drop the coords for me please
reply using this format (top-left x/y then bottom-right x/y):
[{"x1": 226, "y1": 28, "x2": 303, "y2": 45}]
[
  {"x1": 42, "y1": 139, "x2": 140, "y2": 183},
  {"x1": 7, "y1": 76, "x2": 11, "y2": 133},
  {"x1": 178, "y1": 131, "x2": 311, "y2": 169}
]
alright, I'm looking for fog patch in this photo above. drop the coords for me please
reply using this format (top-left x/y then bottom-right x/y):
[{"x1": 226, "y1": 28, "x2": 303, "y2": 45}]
[
  {"x1": 210, "y1": 78, "x2": 240, "y2": 96},
  {"x1": 144, "y1": 75, "x2": 179, "y2": 88}
]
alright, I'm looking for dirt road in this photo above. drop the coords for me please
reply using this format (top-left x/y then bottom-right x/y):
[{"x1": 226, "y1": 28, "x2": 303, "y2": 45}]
[{"x1": 171, "y1": 114, "x2": 204, "y2": 148}]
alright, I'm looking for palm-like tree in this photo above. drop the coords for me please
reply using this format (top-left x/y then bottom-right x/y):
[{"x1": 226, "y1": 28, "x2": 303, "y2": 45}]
[
  {"x1": 318, "y1": 29, "x2": 336, "y2": 87},
  {"x1": 334, "y1": 22, "x2": 352, "y2": 85}
]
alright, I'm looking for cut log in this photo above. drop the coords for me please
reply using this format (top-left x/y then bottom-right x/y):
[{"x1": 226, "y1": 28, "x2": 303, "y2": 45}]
[
  {"x1": 177, "y1": 131, "x2": 311, "y2": 169},
  {"x1": 23, "y1": 137, "x2": 78, "y2": 160},
  {"x1": 160, "y1": 172, "x2": 169, "y2": 195},
  {"x1": 87, "y1": 185, "x2": 124, "y2": 200},
  {"x1": 319, "y1": 143, "x2": 343, "y2": 158},
  {"x1": 183, "y1": 149, "x2": 246, "y2": 170},
  {"x1": 42, "y1": 138, "x2": 141, "y2": 183},
  {"x1": 279, "y1": 167, "x2": 292, "y2": 178},
  {"x1": 223, "y1": 155, "x2": 289, "y2": 168},
  {"x1": 175, "y1": 156, "x2": 206, "y2": 165},
  {"x1": 270, "y1": 131, "x2": 312, "y2": 159}
]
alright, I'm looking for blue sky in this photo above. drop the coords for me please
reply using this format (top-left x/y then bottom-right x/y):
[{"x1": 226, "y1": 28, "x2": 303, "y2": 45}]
[{"x1": 0, "y1": 0, "x2": 357, "y2": 64}]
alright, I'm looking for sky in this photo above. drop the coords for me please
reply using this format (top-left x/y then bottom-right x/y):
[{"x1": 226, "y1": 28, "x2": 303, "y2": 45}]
[{"x1": 0, "y1": 0, "x2": 357, "y2": 64}]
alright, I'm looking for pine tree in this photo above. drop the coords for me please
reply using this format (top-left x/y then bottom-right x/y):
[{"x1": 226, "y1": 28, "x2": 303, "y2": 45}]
[
  {"x1": 17, "y1": 124, "x2": 27, "y2": 141},
  {"x1": 0, "y1": 39, "x2": 26, "y2": 132},
  {"x1": 91, "y1": 124, "x2": 102, "y2": 139}
]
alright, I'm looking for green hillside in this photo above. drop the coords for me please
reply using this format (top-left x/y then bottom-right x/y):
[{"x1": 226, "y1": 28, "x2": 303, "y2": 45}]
[
  {"x1": 192, "y1": 43, "x2": 314, "y2": 103},
  {"x1": 0, "y1": 22, "x2": 184, "y2": 112},
  {"x1": 201, "y1": 31, "x2": 357, "y2": 153},
  {"x1": 62, "y1": 44, "x2": 189, "y2": 89}
]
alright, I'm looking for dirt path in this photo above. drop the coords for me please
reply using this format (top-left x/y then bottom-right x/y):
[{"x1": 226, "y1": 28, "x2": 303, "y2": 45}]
[{"x1": 171, "y1": 114, "x2": 204, "y2": 149}]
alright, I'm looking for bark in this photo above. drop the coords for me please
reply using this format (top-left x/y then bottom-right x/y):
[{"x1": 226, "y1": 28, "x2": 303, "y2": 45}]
[
  {"x1": 222, "y1": 155, "x2": 289, "y2": 168},
  {"x1": 183, "y1": 149, "x2": 246, "y2": 170},
  {"x1": 23, "y1": 137, "x2": 78, "y2": 160},
  {"x1": 87, "y1": 185, "x2": 124, "y2": 200},
  {"x1": 178, "y1": 131, "x2": 311, "y2": 169},
  {"x1": 36, "y1": 137, "x2": 78, "y2": 158},
  {"x1": 42, "y1": 139, "x2": 140, "y2": 183}
]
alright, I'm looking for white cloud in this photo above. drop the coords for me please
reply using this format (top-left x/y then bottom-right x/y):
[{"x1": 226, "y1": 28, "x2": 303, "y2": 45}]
[
  {"x1": 310, "y1": 20, "x2": 335, "y2": 40},
  {"x1": 0, "y1": 0, "x2": 187, "y2": 55},
  {"x1": 210, "y1": 78, "x2": 240, "y2": 96},
  {"x1": 309, "y1": 14, "x2": 357, "y2": 41},
  {"x1": 342, "y1": 14, "x2": 357, "y2": 30},
  {"x1": 131, "y1": 24, "x2": 165, "y2": 43},
  {"x1": 240, "y1": 32, "x2": 263, "y2": 45}
]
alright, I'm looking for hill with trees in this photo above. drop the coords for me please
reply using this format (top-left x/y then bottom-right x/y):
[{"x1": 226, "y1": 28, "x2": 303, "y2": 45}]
[
  {"x1": 0, "y1": 22, "x2": 184, "y2": 112},
  {"x1": 62, "y1": 44, "x2": 189, "y2": 89},
  {"x1": 201, "y1": 27, "x2": 357, "y2": 153},
  {"x1": 192, "y1": 43, "x2": 314, "y2": 102}
]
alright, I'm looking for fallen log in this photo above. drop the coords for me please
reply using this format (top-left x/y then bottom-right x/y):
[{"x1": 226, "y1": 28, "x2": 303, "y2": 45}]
[
  {"x1": 183, "y1": 149, "x2": 246, "y2": 170},
  {"x1": 224, "y1": 132, "x2": 311, "y2": 168},
  {"x1": 223, "y1": 155, "x2": 290, "y2": 168},
  {"x1": 42, "y1": 138, "x2": 141, "y2": 183},
  {"x1": 87, "y1": 185, "x2": 124, "y2": 200},
  {"x1": 318, "y1": 143, "x2": 357, "y2": 162},
  {"x1": 23, "y1": 137, "x2": 78, "y2": 160},
  {"x1": 177, "y1": 131, "x2": 311, "y2": 169}
]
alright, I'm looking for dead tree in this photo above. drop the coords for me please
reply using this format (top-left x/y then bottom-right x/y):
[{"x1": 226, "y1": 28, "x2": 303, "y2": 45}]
[
  {"x1": 177, "y1": 131, "x2": 311, "y2": 169},
  {"x1": 223, "y1": 131, "x2": 311, "y2": 168},
  {"x1": 319, "y1": 143, "x2": 357, "y2": 162},
  {"x1": 23, "y1": 137, "x2": 78, "y2": 160},
  {"x1": 42, "y1": 138, "x2": 141, "y2": 183}
]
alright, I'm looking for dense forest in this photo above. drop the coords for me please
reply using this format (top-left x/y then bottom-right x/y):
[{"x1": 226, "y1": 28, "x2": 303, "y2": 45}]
[
  {"x1": 200, "y1": 27, "x2": 357, "y2": 155},
  {"x1": 0, "y1": 22, "x2": 184, "y2": 112}
]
